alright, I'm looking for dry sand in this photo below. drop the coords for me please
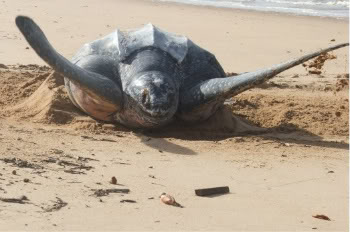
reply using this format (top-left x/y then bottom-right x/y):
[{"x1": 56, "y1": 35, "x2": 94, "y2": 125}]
[{"x1": 0, "y1": 0, "x2": 349, "y2": 231}]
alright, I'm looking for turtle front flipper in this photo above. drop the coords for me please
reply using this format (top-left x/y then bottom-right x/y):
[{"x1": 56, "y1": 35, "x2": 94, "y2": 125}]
[
  {"x1": 178, "y1": 43, "x2": 349, "y2": 122},
  {"x1": 15, "y1": 16, "x2": 123, "y2": 115}
]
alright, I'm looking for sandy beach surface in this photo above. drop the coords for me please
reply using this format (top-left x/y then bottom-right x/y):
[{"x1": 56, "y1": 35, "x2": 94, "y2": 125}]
[{"x1": 0, "y1": 0, "x2": 349, "y2": 231}]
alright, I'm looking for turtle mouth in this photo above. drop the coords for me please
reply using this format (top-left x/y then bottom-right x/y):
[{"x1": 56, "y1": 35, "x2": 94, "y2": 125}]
[
  {"x1": 142, "y1": 106, "x2": 173, "y2": 121},
  {"x1": 137, "y1": 98, "x2": 179, "y2": 125},
  {"x1": 139, "y1": 92, "x2": 177, "y2": 121}
]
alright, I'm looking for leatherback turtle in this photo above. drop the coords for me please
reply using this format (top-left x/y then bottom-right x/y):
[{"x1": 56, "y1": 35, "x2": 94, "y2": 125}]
[{"x1": 16, "y1": 16, "x2": 348, "y2": 129}]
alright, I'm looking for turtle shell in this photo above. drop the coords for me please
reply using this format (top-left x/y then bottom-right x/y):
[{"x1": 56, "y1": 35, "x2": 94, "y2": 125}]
[{"x1": 71, "y1": 23, "x2": 226, "y2": 91}]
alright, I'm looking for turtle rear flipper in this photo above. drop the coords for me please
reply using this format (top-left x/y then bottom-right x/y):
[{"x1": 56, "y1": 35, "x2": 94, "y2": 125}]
[
  {"x1": 179, "y1": 43, "x2": 349, "y2": 121},
  {"x1": 15, "y1": 16, "x2": 123, "y2": 111}
]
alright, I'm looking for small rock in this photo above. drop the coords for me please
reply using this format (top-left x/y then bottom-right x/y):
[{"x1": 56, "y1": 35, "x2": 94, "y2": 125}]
[
  {"x1": 328, "y1": 170, "x2": 334, "y2": 173},
  {"x1": 23, "y1": 178, "x2": 30, "y2": 183},
  {"x1": 25, "y1": 47, "x2": 29, "y2": 50},
  {"x1": 12, "y1": 170, "x2": 17, "y2": 175},
  {"x1": 110, "y1": 176, "x2": 117, "y2": 185},
  {"x1": 335, "y1": 112, "x2": 341, "y2": 117},
  {"x1": 330, "y1": 39, "x2": 335, "y2": 42}
]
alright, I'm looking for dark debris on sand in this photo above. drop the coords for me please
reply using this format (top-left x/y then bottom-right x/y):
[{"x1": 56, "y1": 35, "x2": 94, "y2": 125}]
[
  {"x1": 41, "y1": 197, "x2": 68, "y2": 212},
  {"x1": 0, "y1": 158, "x2": 42, "y2": 169},
  {"x1": 0, "y1": 195, "x2": 30, "y2": 204},
  {"x1": 92, "y1": 188, "x2": 130, "y2": 197}
]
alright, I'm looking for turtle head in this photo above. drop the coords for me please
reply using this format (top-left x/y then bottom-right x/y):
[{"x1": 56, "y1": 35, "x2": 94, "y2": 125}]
[{"x1": 125, "y1": 71, "x2": 178, "y2": 126}]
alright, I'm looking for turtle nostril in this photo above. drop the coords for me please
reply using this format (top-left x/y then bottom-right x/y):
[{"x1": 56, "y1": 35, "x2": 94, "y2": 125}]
[{"x1": 141, "y1": 88, "x2": 150, "y2": 107}]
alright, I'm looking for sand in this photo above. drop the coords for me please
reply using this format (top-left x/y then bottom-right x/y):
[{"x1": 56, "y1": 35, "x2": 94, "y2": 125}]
[{"x1": 0, "y1": 0, "x2": 349, "y2": 231}]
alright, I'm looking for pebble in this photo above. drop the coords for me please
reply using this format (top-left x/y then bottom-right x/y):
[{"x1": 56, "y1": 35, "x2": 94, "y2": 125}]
[{"x1": 110, "y1": 176, "x2": 117, "y2": 185}]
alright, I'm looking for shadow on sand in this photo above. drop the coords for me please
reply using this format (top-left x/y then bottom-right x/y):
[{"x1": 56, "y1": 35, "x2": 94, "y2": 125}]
[{"x1": 139, "y1": 106, "x2": 349, "y2": 153}]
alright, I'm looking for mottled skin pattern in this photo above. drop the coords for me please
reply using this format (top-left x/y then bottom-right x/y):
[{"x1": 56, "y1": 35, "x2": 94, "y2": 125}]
[{"x1": 16, "y1": 16, "x2": 349, "y2": 129}]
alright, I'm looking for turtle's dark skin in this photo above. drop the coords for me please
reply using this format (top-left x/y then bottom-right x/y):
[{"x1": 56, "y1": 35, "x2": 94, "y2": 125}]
[{"x1": 16, "y1": 16, "x2": 349, "y2": 129}]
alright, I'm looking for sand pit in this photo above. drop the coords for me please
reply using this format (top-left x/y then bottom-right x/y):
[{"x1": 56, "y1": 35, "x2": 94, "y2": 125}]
[{"x1": 0, "y1": 64, "x2": 348, "y2": 138}]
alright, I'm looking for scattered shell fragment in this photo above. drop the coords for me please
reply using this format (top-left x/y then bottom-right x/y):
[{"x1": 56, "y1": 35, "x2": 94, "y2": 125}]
[
  {"x1": 312, "y1": 214, "x2": 331, "y2": 221},
  {"x1": 159, "y1": 193, "x2": 183, "y2": 208}
]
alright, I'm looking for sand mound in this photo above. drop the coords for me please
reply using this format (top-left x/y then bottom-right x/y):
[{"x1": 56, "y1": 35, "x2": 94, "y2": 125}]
[
  {"x1": 230, "y1": 91, "x2": 349, "y2": 136},
  {"x1": 0, "y1": 66, "x2": 79, "y2": 124},
  {"x1": 0, "y1": 65, "x2": 348, "y2": 138},
  {"x1": 9, "y1": 72, "x2": 79, "y2": 124}
]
